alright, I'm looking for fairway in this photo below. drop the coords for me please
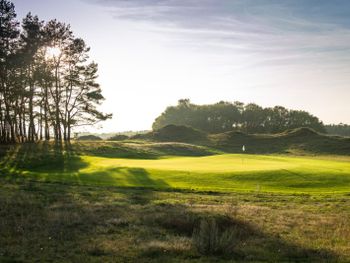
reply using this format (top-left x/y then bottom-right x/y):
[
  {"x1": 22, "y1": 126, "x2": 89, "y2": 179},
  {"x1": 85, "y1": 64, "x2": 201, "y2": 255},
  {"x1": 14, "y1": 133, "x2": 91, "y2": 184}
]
[{"x1": 12, "y1": 153, "x2": 350, "y2": 194}]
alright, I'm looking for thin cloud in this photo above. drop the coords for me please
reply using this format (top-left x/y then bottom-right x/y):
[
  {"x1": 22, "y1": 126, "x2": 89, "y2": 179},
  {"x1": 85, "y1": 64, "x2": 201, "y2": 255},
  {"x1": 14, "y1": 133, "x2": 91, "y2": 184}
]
[
  {"x1": 84, "y1": 0, "x2": 350, "y2": 127},
  {"x1": 87, "y1": 0, "x2": 350, "y2": 63}
]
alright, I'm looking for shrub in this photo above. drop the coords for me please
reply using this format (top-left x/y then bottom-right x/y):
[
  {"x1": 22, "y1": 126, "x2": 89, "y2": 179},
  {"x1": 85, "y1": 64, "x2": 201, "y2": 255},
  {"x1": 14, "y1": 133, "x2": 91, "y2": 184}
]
[
  {"x1": 192, "y1": 218, "x2": 236, "y2": 256},
  {"x1": 107, "y1": 134, "x2": 129, "y2": 141}
]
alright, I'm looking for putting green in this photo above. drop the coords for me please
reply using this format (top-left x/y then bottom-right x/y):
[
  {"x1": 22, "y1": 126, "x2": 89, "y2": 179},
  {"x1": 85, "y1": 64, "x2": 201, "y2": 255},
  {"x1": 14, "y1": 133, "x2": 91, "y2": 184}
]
[
  {"x1": 87, "y1": 154, "x2": 298, "y2": 172},
  {"x1": 15, "y1": 154, "x2": 350, "y2": 194}
]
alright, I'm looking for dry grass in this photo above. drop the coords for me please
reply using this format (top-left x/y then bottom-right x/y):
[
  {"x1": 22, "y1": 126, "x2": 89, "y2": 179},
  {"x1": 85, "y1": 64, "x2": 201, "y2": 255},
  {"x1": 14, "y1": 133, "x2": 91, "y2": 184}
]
[{"x1": 0, "y1": 180, "x2": 349, "y2": 262}]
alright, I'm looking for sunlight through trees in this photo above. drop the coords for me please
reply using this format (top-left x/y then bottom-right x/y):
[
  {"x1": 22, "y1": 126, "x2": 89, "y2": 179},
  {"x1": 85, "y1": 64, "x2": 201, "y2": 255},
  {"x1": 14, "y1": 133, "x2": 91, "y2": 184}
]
[{"x1": 0, "y1": 0, "x2": 111, "y2": 143}]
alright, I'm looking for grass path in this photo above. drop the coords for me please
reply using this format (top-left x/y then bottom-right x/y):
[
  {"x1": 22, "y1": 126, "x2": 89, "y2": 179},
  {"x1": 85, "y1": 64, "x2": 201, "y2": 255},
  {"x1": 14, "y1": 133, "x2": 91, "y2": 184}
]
[{"x1": 9, "y1": 154, "x2": 350, "y2": 194}]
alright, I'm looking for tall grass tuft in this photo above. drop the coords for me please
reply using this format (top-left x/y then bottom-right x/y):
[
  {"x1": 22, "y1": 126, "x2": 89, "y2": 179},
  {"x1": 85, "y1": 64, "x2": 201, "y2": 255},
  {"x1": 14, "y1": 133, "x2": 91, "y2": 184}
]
[{"x1": 192, "y1": 217, "x2": 236, "y2": 256}]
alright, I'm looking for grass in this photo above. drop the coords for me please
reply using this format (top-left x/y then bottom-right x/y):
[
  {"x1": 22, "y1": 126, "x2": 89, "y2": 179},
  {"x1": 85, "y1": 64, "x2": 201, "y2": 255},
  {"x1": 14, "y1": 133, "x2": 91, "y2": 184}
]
[
  {"x1": 1, "y1": 141, "x2": 350, "y2": 261},
  {"x1": 2, "y1": 143, "x2": 350, "y2": 194},
  {"x1": 1, "y1": 180, "x2": 349, "y2": 262}
]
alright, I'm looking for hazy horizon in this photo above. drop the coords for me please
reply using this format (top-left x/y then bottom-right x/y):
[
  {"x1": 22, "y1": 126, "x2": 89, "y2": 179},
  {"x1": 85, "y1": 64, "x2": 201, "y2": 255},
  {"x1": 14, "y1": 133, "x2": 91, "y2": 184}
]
[{"x1": 13, "y1": 0, "x2": 350, "y2": 132}]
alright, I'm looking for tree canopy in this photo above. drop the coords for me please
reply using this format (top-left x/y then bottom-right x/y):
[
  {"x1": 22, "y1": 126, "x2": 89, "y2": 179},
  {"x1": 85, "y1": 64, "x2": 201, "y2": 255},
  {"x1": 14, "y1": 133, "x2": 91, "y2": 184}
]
[
  {"x1": 0, "y1": 0, "x2": 111, "y2": 143},
  {"x1": 153, "y1": 99, "x2": 325, "y2": 134},
  {"x1": 325, "y1": 124, "x2": 350, "y2": 137}
]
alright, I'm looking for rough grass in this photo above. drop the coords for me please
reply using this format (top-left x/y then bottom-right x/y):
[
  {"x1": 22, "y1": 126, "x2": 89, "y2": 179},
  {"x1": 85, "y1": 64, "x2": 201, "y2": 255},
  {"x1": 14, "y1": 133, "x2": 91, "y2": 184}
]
[
  {"x1": 132, "y1": 125, "x2": 350, "y2": 155},
  {"x1": 209, "y1": 127, "x2": 350, "y2": 155},
  {"x1": 1, "y1": 180, "x2": 349, "y2": 262}
]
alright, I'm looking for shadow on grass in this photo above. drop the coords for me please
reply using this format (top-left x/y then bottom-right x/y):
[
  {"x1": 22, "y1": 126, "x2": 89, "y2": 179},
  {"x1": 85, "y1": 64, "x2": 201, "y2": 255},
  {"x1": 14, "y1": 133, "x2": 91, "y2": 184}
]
[
  {"x1": 0, "y1": 142, "x2": 342, "y2": 262},
  {"x1": 145, "y1": 205, "x2": 338, "y2": 262},
  {"x1": 0, "y1": 180, "x2": 340, "y2": 262},
  {"x1": 75, "y1": 167, "x2": 170, "y2": 204},
  {"x1": 0, "y1": 142, "x2": 88, "y2": 173},
  {"x1": 0, "y1": 144, "x2": 170, "y2": 201},
  {"x1": 71, "y1": 141, "x2": 217, "y2": 159},
  {"x1": 72, "y1": 141, "x2": 161, "y2": 159}
]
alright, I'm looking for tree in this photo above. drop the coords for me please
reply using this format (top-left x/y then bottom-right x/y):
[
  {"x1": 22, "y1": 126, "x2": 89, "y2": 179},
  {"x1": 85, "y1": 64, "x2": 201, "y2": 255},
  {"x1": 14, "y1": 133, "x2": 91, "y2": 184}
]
[
  {"x1": 20, "y1": 13, "x2": 44, "y2": 141},
  {"x1": 0, "y1": 1, "x2": 111, "y2": 143},
  {"x1": 325, "y1": 123, "x2": 350, "y2": 137},
  {"x1": 0, "y1": 0, "x2": 19, "y2": 142},
  {"x1": 242, "y1": 103, "x2": 265, "y2": 133},
  {"x1": 43, "y1": 19, "x2": 72, "y2": 141},
  {"x1": 64, "y1": 60, "x2": 112, "y2": 141},
  {"x1": 152, "y1": 100, "x2": 325, "y2": 134}
]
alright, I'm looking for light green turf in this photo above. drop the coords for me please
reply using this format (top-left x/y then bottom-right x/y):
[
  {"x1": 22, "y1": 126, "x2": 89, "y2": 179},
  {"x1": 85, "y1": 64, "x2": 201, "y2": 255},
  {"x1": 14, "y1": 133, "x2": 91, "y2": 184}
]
[{"x1": 11, "y1": 154, "x2": 350, "y2": 194}]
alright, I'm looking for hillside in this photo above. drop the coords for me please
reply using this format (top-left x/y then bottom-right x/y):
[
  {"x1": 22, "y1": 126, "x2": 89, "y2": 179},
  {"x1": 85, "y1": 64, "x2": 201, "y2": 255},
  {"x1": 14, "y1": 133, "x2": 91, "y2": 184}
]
[
  {"x1": 132, "y1": 124, "x2": 208, "y2": 143},
  {"x1": 77, "y1": 135, "x2": 103, "y2": 141},
  {"x1": 210, "y1": 127, "x2": 350, "y2": 155},
  {"x1": 138, "y1": 126, "x2": 350, "y2": 155}
]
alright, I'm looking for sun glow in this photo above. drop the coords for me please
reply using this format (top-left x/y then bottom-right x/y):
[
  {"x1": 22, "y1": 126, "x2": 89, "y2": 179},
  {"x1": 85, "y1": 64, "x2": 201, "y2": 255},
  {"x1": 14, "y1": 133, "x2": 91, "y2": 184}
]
[{"x1": 46, "y1": 47, "x2": 61, "y2": 59}]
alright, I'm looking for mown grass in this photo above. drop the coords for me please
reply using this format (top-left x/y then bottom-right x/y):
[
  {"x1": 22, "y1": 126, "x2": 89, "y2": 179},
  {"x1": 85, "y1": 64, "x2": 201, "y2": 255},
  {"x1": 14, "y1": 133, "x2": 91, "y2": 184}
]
[{"x1": 1, "y1": 142, "x2": 350, "y2": 194}]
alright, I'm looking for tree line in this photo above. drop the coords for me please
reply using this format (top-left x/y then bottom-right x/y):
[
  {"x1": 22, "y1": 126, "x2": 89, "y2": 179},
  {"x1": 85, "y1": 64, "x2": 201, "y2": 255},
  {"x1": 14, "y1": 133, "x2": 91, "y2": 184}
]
[
  {"x1": 0, "y1": 0, "x2": 111, "y2": 143},
  {"x1": 153, "y1": 99, "x2": 326, "y2": 134},
  {"x1": 325, "y1": 124, "x2": 350, "y2": 137}
]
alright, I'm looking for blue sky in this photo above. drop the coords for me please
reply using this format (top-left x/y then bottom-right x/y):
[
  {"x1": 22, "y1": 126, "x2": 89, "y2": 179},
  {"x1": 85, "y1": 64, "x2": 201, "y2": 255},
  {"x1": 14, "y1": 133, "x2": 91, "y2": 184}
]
[{"x1": 13, "y1": 0, "x2": 350, "y2": 132}]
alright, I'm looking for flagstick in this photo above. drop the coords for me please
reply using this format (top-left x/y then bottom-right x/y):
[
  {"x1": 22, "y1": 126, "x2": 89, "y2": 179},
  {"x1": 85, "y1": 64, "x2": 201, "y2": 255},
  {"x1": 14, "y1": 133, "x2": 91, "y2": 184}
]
[{"x1": 242, "y1": 145, "x2": 245, "y2": 165}]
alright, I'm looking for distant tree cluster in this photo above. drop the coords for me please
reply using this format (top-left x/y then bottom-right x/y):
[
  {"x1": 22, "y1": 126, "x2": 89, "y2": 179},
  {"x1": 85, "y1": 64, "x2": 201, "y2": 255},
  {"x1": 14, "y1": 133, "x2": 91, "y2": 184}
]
[
  {"x1": 0, "y1": 0, "x2": 111, "y2": 143},
  {"x1": 325, "y1": 124, "x2": 350, "y2": 137},
  {"x1": 153, "y1": 99, "x2": 325, "y2": 134}
]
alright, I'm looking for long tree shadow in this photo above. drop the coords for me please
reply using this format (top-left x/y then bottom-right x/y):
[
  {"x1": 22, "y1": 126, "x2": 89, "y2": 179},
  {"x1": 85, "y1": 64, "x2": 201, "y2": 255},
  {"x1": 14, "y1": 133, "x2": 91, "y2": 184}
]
[
  {"x1": 0, "y1": 142, "x2": 88, "y2": 178},
  {"x1": 0, "y1": 142, "x2": 169, "y2": 198},
  {"x1": 76, "y1": 166, "x2": 170, "y2": 205},
  {"x1": 72, "y1": 141, "x2": 161, "y2": 159}
]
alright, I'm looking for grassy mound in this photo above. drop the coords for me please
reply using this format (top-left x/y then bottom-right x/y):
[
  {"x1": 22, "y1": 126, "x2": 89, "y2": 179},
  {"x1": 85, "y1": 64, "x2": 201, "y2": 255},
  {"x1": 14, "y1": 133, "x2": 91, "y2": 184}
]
[
  {"x1": 74, "y1": 141, "x2": 215, "y2": 158},
  {"x1": 282, "y1": 127, "x2": 320, "y2": 137},
  {"x1": 131, "y1": 126, "x2": 350, "y2": 155},
  {"x1": 210, "y1": 127, "x2": 350, "y2": 155},
  {"x1": 107, "y1": 134, "x2": 129, "y2": 141},
  {"x1": 133, "y1": 125, "x2": 208, "y2": 143},
  {"x1": 141, "y1": 142, "x2": 218, "y2": 156},
  {"x1": 77, "y1": 135, "x2": 103, "y2": 141}
]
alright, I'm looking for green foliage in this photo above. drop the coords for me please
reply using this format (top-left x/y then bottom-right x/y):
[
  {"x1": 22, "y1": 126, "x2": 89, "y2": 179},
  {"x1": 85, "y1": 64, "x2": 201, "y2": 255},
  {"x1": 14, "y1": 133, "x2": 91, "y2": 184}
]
[
  {"x1": 325, "y1": 123, "x2": 350, "y2": 137},
  {"x1": 0, "y1": 1, "x2": 111, "y2": 143},
  {"x1": 135, "y1": 124, "x2": 208, "y2": 143},
  {"x1": 153, "y1": 99, "x2": 326, "y2": 134}
]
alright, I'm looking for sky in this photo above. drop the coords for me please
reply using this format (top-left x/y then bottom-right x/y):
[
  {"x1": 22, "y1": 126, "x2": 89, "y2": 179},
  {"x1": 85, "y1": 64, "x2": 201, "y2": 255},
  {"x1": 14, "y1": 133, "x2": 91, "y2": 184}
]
[{"x1": 13, "y1": 0, "x2": 350, "y2": 132}]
